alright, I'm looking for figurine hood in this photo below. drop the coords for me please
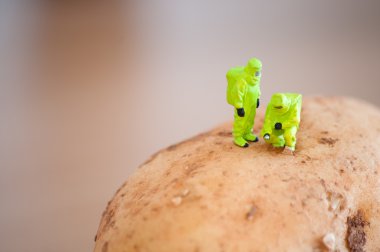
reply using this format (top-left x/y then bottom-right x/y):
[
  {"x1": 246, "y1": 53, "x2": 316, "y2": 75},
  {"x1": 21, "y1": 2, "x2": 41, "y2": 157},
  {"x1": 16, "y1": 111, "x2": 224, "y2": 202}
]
[
  {"x1": 246, "y1": 58, "x2": 262, "y2": 70},
  {"x1": 271, "y1": 93, "x2": 290, "y2": 113},
  {"x1": 245, "y1": 58, "x2": 262, "y2": 84}
]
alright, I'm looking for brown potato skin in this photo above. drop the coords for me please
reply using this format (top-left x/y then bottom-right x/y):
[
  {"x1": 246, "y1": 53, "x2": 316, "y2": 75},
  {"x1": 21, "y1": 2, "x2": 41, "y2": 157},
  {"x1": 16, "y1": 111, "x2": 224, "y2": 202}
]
[{"x1": 94, "y1": 97, "x2": 380, "y2": 252}]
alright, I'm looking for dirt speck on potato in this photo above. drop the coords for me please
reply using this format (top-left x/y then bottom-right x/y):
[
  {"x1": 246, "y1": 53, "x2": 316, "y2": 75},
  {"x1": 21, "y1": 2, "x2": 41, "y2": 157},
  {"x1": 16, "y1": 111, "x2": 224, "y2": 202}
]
[
  {"x1": 319, "y1": 137, "x2": 339, "y2": 146},
  {"x1": 246, "y1": 204, "x2": 257, "y2": 221},
  {"x1": 141, "y1": 153, "x2": 160, "y2": 167},
  {"x1": 346, "y1": 210, "x2": 369, "y2": 252},
  {"x1": 101, "y1": 204, "x2": 116, "y2": 233},
  {"x1": 167, "y1": 143, "x2": 180, "y2": 151},
  {"x1": 217, "y1": 130, "x2": 232, "y2": 137}
]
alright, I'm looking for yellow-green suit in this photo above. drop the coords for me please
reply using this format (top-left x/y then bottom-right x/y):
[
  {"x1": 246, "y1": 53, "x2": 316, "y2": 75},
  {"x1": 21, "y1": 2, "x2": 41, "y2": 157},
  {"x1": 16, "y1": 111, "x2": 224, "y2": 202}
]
[
  {"x1": 261, "y1": 93, "x2": 302, "y2": 151},
  {"x1": 226, "y1": 58, "x2": 262, "y2": 147}
]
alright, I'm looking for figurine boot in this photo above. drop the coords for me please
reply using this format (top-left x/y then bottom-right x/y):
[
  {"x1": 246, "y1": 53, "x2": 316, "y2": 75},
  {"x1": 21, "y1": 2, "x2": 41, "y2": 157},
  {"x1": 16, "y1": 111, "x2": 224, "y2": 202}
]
[
  {"x1": 243, "y1": 133, "x2": 258, "y2": 142},
  {"x1": 270, "y1": 132, "x2": 286, "y2": 148},
  {"x1": 234, "y1": 137, "x2": 249, "y2": 148},
  {"x1": 284, "y1": 126, "x2": 297, "y2": 151},
  {"x1": 233, "y1": 110, "x2": 250, "y2": 148}
]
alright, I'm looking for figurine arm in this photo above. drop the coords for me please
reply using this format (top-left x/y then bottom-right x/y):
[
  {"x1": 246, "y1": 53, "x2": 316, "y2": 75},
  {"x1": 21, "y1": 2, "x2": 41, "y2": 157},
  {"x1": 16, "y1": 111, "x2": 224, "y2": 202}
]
[
  {"x1": 261, "y1": 107, "x2": 273, "y2": 137},
  {"x1": 232, "y1": 79, "x2": 246, "y2": 109},
  {"x1": 261, "y1": 120, "x2": 273, "y2": 136}
]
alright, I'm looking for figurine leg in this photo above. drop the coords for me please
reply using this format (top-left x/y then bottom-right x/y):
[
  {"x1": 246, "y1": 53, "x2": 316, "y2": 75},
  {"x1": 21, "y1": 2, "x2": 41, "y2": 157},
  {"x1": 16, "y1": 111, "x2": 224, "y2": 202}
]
[
  {"x1": 271, "y1": 134, "x2": 285, "y2": 148},
  {"x1": 243, "y1": 106, "x2": 258, "y2": 142},
  {"x1": 284, "y1": 126, "x2": 297, "y2": 151},
  {"x1": 233, "y1": 112, "x2": 249, "y2": 147}
]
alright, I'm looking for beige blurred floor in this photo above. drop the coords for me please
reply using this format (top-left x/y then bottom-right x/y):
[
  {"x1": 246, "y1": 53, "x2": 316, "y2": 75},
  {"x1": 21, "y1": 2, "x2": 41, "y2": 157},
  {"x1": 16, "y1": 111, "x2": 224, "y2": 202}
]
[{"x1": 0, "y1": 1, "x2": 379, "y2": 252}]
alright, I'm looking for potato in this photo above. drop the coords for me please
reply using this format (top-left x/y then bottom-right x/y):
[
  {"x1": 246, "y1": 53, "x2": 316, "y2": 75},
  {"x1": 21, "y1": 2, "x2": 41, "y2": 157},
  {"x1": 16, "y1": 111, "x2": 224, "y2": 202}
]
[{"x1": 94, "y1": 97, "x2": 380, "y2": 252}]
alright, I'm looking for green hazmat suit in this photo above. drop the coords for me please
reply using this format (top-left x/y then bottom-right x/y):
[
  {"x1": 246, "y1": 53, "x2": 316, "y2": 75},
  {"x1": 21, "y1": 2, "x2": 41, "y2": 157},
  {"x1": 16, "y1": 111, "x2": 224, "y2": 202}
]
[
  {"x1": 261, "y1": 93, "x2": 302, "y2": 151},
  {"x1": 226, "y1": 58, "x2": 262, "y2": 147}
]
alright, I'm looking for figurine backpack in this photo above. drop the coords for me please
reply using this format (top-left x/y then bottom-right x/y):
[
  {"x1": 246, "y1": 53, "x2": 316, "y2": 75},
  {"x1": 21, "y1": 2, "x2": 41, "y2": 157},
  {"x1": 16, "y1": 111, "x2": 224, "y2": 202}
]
[{"x1": 226, "y1": 67, "x2": 244, "y2": 106}]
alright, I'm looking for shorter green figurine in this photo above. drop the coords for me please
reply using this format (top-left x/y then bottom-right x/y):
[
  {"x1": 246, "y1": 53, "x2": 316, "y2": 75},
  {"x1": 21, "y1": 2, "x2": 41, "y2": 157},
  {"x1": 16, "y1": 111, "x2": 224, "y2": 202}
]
[{"x1": 261, "y1": 93, "x2": 302, "y2": 152}]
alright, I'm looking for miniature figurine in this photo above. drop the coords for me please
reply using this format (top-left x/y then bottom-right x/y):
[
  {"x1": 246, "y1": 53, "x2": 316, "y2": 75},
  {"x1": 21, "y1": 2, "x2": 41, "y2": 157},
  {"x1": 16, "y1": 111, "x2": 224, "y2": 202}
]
[
  {"x1": 226, "y1": 58, "x2": 262, "y2": 147},
  {"x1": 261, "y1": 93, "x2": 302, "y2": 153}
]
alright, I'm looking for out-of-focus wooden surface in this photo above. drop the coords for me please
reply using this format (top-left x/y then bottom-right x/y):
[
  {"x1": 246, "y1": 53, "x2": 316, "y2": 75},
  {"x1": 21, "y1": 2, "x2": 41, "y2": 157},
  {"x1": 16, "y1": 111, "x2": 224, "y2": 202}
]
[{"x1": 0, "y1": 1, "x2": 379, "y2": 252}]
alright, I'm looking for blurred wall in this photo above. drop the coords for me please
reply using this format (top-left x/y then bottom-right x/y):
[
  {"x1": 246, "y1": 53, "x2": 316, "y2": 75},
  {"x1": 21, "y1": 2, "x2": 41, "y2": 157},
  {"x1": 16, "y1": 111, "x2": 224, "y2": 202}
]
[{"x1": 0, "y1": 0, "x2": 379, "y2": 251}]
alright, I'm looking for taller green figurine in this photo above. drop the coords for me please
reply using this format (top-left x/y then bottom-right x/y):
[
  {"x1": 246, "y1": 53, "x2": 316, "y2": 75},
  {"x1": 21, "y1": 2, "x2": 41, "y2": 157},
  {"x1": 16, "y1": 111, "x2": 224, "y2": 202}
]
[
  {"x1": 261, "y1": 93, "x2": 302, "y2": 153},
  {"x1": 226, "y1": 58, "x2": 262, "y2": 147}
]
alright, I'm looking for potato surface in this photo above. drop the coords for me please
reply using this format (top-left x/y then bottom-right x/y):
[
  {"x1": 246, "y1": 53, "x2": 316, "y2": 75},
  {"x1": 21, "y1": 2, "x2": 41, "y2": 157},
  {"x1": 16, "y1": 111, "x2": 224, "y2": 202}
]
[{"x1": 94, "y1": 97, "x2": 380, "y2": 252}]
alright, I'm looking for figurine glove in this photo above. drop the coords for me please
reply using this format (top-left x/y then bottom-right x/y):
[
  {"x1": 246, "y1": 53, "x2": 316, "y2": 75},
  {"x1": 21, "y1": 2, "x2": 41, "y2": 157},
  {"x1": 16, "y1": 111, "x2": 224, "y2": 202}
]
[
  {"x1": 275, "y1": 122, "x2": 282, "y2": 130},
  {"x1": 237, "y1": 108, "x2": 245, "y2": 117},
  {"x1": 257, "y1": 98, "x2": 260, "y2": 108},
  {"x1": 263, "y1": 133, "x2": 270, "y2": 140}
]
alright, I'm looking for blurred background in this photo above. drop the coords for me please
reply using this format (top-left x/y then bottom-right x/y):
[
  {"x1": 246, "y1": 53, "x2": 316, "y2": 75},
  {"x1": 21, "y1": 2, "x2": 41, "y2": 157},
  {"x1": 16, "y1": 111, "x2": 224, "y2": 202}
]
[{"x1": 0, "y1": 0, "x2": 379, "y2": 251}]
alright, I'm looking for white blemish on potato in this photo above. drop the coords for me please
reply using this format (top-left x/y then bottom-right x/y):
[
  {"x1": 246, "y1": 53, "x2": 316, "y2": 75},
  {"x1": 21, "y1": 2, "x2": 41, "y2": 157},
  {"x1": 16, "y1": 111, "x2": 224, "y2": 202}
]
[
  {"x1": 322, "y1": 233, "x2": 335, "y2": 250},
  {"x1": 181, "y1": 189, "x2": 190, "y2": 196},
  {"x1": 327, "y1": 191, "x2": 345, "y2": 212},
  {"x1": 171, "y1": 196, "x2": 182, "y2": 206}
]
